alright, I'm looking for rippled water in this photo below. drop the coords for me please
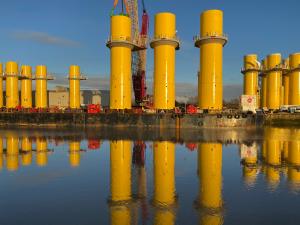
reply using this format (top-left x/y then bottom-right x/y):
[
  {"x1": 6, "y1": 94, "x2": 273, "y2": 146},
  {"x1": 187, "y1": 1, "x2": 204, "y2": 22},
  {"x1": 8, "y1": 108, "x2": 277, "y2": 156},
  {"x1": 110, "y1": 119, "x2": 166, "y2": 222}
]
[{"x1": 0, "y1": 127, "x2": 299, "y2": 225}]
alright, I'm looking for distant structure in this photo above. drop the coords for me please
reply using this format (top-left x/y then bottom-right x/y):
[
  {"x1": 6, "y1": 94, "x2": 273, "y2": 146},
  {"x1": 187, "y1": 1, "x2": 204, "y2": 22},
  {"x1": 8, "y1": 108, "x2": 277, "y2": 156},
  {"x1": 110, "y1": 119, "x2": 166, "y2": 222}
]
[{"x1": 48, "y1": 86, "x2": 106, "y2": 108}]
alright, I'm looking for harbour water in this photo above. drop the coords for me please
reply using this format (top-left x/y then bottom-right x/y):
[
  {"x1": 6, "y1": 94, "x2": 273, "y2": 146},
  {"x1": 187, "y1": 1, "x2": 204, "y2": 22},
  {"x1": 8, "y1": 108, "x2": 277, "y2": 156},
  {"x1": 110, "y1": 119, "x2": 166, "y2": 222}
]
[{"x1": 0, "y1": 127, "x2": 299, "y2": 225}]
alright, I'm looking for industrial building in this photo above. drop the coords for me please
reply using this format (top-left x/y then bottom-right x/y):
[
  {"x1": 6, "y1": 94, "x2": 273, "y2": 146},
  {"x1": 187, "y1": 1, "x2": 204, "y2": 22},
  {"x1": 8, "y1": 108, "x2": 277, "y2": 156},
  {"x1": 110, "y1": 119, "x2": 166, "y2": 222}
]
[{"x1": 48, "y1": 86, "x2": 103, "y2": 109}]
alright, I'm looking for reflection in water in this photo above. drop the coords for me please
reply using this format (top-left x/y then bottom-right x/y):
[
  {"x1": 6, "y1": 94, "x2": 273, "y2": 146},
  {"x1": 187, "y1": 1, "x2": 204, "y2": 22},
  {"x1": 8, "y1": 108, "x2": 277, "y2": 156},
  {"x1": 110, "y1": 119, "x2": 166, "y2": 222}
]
[
  {"x1": 36, "y1": 137, "x2": 48, "y2": 167},
  {"x1": 240, "y1": 143, "x2": 258, "y2": 188},
  {"x1": 69, "y1": 141, "x2": 81, "y2": 167},
  {"x1": 132, "y1": 142, "x2": 148, "y2": 224},
  {"x1": 288, "y1": 129, "x2": 300, "y2": 192},
  {"x1": 1, "y1": 128, "x2": 300, "y2": 224},
  {"x1": 197, "y1": 143, "x2": 223, "y2": 225},
  {"x1": 0, "y1": 138, "x2": 3, "y2": 169},
  {"x1": 109, "y1": 140, "x2": 132, "y2": 225},
  {"x1": 6, "y1": 135, "x2": 19, "y2": 171},
  {"x1": 153, "y1": 141, "x2": 176, "y2": 225},
  {"x1": 21, "y1": 137, "x2": 32, "y2": 166}
]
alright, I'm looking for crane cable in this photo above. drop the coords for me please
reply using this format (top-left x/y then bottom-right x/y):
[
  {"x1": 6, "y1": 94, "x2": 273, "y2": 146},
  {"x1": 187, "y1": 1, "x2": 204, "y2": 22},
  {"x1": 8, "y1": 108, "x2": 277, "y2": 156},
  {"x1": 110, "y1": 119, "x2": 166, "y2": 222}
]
[{"x1": 111, "y1": 0, "x2": 130, "y2": 16}]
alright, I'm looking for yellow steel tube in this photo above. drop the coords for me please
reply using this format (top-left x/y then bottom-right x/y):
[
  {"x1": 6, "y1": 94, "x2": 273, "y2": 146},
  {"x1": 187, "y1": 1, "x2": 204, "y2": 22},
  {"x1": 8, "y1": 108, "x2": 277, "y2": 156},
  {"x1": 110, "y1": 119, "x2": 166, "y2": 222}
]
[
  {"x1": 35, "y1": 65, "x2": 48, "y2": 109},
  {"x1": 260, "y1": 59, "x2": 268, "y2": 108},
  {"x1": 243, "y1": 54, "x2": 259, "y2": 107},
  {"x1": 198, "y1": 142, "x2": 222, "y2": 209},
  {"x1": 289, "y1": 53, "x2": 300, "y2": 105},
  {"x1": 153, "y1": 141, "x2": 175, "y2": 205},
  {"x1": 110, "y1": 15, "x2": 132, "y2": 110},
  {"x1": 21, "y1": 65, "x2": 32, "y2": 108},
  {"x1": 69, "y1": 141, "x2": 80, "y2": 167},
  {"x1": 110, "y1": 140, "x2": 132, "y2": 202},
  {"x1": 6, "y1": 135, "x2": 19, "y2": 171},
  {"x1": 36, "y1": 137, "x2": 48, "y2": 167},
  {"x1": 152, "y1": 13, "x2": 177, "y2": 110},
  {"x1": 5, "y1": 61, "x2": 19, "y2": 108},
  {"x1": 282, "y1": 58, "x2": 290, "y2": 105},
  {"x1": 266, "y1": 54, "x2": 282, "y2": 110},
  {"x1": 69, "y1": 65, "x2": 81, "y2": 109},
  {"x1": 198, "y1": 10, "x2": 225, "y2": 110},
  {"x1": 0, "y1": 63, "x2": 3, "y2": 108}
]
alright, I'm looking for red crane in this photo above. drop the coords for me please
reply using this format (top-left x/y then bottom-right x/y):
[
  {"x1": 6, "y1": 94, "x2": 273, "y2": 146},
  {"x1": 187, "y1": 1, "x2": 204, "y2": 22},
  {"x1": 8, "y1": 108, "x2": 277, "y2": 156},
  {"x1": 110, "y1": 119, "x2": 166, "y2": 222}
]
[{"x1": 111, "y1": 0, "x2": 150, "y2": 107}]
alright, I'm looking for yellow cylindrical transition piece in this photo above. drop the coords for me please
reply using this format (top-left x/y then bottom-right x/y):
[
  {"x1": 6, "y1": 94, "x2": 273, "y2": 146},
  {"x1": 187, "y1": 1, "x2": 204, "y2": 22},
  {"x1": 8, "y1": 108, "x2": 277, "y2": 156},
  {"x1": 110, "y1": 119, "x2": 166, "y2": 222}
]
[
  {"x1": 110, "y1": 140, "x2": 132, "y2": 202},
  {"x1": 0, "y1": 63, "x2": 3, "y2": 108},
  {"x1": 35, "y1": 65, "x2": 48, "y2": 109},
  {"x1": 260, "y1": 59, "x2": 268, "y2": 108},
  {"x1": 109, "y1": 15, "x2": 132, "y2": 110},
  {"x1": 5, "y1": 61, "x2": 19, "y2": 109},
  {"x1": 289, "y1": 53, "x2": 300, "y2": 105},
  {"x1": 21, "y1": 65, "x2": 32, "y2": 108},
  {"x1": 69, "y1": 65, "x2": 81, "y2": 109},
  {"x1": 151, "y1": 12, "x2": 180, "y2": 110},
  {"x1": 69, "y1": 141, "x2": 81, "y2": 167},
  {"x1": 266, "y1": 54, "x2": 282, "y2": 110},
  {"x1": 282, "y1": 58, "x2": 290, "y2": 105},
  {"x1": 196, "y1": 10, "x2": 227, "y2": 110},
  {"x1": 242, "y1": 54, "x2": 260, "y2": 108}
]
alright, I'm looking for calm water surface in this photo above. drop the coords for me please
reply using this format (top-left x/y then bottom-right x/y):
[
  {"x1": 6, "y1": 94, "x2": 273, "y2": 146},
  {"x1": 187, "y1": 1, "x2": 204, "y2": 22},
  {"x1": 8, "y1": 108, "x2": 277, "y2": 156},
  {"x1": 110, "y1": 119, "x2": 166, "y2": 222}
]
[{"x1": 0, "y1": 127, "x2": 299, "y2": 225}]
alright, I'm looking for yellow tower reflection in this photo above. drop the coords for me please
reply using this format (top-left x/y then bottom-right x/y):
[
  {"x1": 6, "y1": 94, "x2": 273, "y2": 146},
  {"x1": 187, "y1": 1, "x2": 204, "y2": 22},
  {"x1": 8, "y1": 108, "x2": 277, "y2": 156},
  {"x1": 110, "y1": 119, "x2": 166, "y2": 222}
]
[
  {"x1": 109, "y1": 140, "x2": 132, "y2": 225},
  {"x1": 0, "y1": 138, "x2": 3, "y2": 170},
  {"x1": 288, "y1": 129, "x2": 300, "y2": 192},
  {"x1": 264, "y1": 128, "x2": 282, "y2": 190},
  {"x1": 21, "y1": 137, "x2": 32, "y2": 166},
  {"x1": 36, "y1": 137, "x2": 48, "y2": 167},
  {"x1": 153, "y1": 141, "x2": 176, "y2": 225},
  {"x1": 6, "y1": 134, "x2": 19, "y2": 171},
  {"x1": 69, "y1": 140, "x2": 81, "y2": 167},
  {"x1": 197, "y1": 142, "x2": 223, "y2": 225}
]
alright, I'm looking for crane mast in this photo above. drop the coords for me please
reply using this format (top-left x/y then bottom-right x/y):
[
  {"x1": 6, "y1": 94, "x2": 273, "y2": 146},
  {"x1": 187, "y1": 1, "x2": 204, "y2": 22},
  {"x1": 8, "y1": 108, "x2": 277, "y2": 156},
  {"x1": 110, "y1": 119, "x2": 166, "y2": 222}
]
[
  {"x1": 127, "y1": 0, "x2": 149, "y2": 106},
  {"x1": 111, "y1": 0, "x2": 149, "y2": 106}
]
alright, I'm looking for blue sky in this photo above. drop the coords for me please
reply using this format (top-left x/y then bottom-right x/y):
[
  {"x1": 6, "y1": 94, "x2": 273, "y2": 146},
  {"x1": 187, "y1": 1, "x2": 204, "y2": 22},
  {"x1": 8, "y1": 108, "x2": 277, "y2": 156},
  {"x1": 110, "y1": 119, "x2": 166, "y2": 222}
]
[{"x1": 0, "y1": 0, "x2": 299, "y2": 96}]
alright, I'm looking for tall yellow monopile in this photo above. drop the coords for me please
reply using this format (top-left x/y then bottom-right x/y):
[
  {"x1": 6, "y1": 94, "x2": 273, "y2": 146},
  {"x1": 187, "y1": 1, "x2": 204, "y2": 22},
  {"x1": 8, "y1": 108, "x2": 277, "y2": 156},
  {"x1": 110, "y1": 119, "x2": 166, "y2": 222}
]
[
  {"x1": 242, "y1": 54, "x2": 260, "y2": 108},
  {"x1": 150, "y1": 12, "x2": 180, "y2": 110},
  {"x1": 282, "y1": 58, "x2": 290, "y2": 105},
  {"x1": 35, "y1": 65, "x2": 49, "y2": 109},
  {"x1": 0, "y1": 63, "x2": 3, "y2": 108},
  {"x1": 5, "y1": 61, "x2": 19, "y2": 108},
  {"x1": 260, "y1": 58, "x2": 268, "y2": 108},
  {"x1": 195, "y1": 10, "x2": 228, "y2": 110},
  {"x1": 266, "y1": 53, "x2": 282, "y2": 110},
  {"x1": 108, "y1": 15, "x2": 133, "y2": 110},
  {"x1": 69, "y1": 65, "x2": 86, "y2": 109},
  {"x1": 289, "y1": 53, "x2": 300, "y2": 105},
  {"x1": 21, "y1": 65, "x2": 33, "y2": 108}
]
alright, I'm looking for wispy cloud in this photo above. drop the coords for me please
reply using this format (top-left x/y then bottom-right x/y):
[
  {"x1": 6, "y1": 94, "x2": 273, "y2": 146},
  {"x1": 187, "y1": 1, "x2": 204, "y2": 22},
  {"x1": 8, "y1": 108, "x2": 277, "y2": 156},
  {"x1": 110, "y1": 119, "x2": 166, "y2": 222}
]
[{"x1": 11, "y1": 30, "x2": 80, "y2": 47}]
